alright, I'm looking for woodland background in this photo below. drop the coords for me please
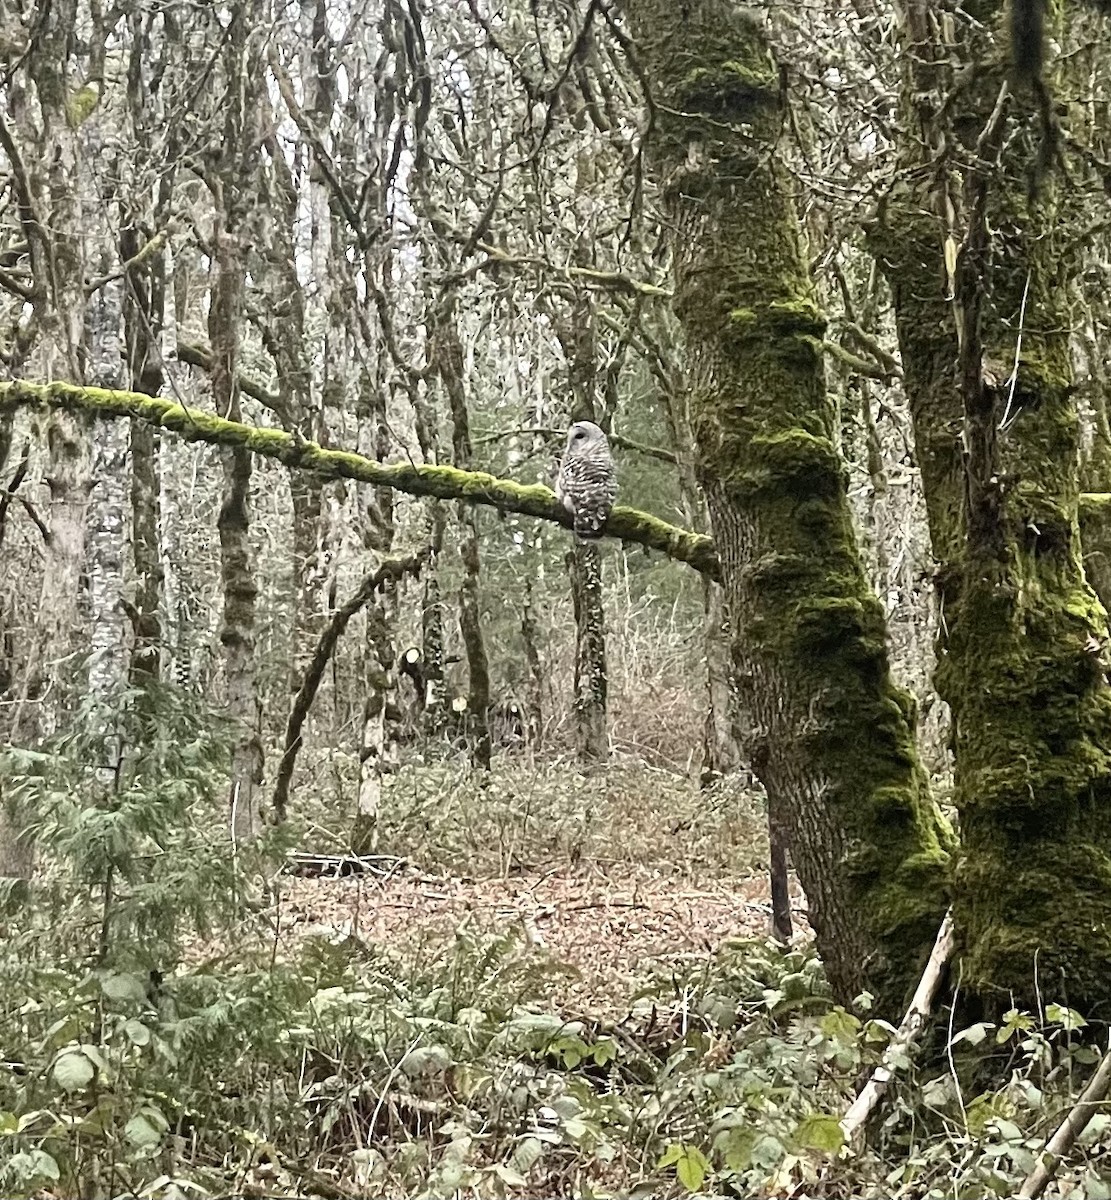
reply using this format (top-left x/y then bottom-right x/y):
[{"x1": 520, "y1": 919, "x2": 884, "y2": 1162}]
[{"x1": 3, "y1": 0, "x2": 1111, "y2": 1196}]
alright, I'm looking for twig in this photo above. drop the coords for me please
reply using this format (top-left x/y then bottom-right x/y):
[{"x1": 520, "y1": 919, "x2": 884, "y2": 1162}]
[
  {"x1": 16, "y1": 494, "x2": 49, "y2": 542},
  {"x1": 177, "y1": 341, "x2": 285, "y2": 414},
  {"x1": 469, "y1": 238, "x2": 670, "y2": 298},
  {"x1": 474, "y1": 423, "x2": 678, "y2": 464},
  {"x1": 840, "y1": 908, "x2": 955, "y2": 1145},
  {"x1": 1017, "y1": 1042, "x2": 1111, "y2": 1198},
  {"x1": 85, "y1": 227, "x2": 170, "y2": 295},
  {"x1": 283, "y1": 852, "x2": 407, "y2": 878}
]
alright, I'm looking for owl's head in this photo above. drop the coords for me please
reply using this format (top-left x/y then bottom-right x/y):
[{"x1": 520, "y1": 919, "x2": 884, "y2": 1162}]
[{"x1": 565, "y1": 420, "x2": 608, "y2": 454}]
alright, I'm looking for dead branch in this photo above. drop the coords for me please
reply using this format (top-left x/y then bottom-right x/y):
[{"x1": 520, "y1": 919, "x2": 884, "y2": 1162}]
[
  {"x1": 840, "y1": 909, "x2": 955, "y2": 1145},
  {"x1": 272, "y1": 547, "x2": 431, "y2": 823},
  {"x1": 1017, "y1": 1045, "x2": 1111, "y2": 1199}
]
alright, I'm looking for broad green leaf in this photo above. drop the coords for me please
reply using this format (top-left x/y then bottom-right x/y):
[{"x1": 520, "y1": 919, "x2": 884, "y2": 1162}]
[
  {"x1": 509, "y1": 1135, "x2": 545, "y2": 1175},
  {"x1": 53, "y1": 1050, "x2": 94, "y2": 1092},
  {"x1": 996, "y1": 1009, "x2": 1034, "y2": 1044},
  {"x1": 124, "y1": 1019, "x2": 151, "y2": 1046},
  {"x1": 794, "y1": 1114, "x2": 845, "y2": 1155},
  {"x1": 658, "y1": 1144, "x2": 709, "y2": 1192},
  {"x1": 591, "y1": 1038, "x2": 617, "y2": 1066},
  {"x1": 820, "y1": 1008, "x2": 861, "y2": 1044},
  {"x1": 1046, "y1": 1004, "x2": 1087, "y2": 1030},
  {"x1": 716, "y1": 1126, "x2": 756, "y2": 1172},
  {"x1": 950, "y1": 1022, "x2": 993, "y2": 1047},
  {"x1": 102, "y1": 972, "x2": 147, "y2": 1002},
  {"x1": 8, "y1": 1149, "x2": 60, "y2": 1183},
  {"x1": 126, "y1": 1113, "x2": 163, "y2": 1148},
  {"x1": 563, "y1": 1117, "x2": 588, "y2": 1142},
  {"x1": 491, "y1": 1163, "x2": 528, "y2": 1187},
  {"x1": 0, "y1": 1110, "x2": 16, "y2": 1135},
  {"x1": 675, "y1": 1145, "x2": 710, "y2": 1192}
]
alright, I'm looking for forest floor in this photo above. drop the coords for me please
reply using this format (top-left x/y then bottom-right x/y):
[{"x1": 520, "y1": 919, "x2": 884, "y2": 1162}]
[
  {"x1": 278, "y1": 755, "x2": 808, "y2": 1016},
  {"x1": 279, "y1": 862, "x2": 806, "y2": 1016}
]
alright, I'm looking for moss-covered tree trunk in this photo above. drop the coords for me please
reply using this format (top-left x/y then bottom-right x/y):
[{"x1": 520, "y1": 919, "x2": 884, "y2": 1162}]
[
  {"x1": 258, "y1": 95, "x2": 327, "y2": 716},
  {"x1": 625, "y1": 0, "x2": 952, "y2": 1011},
  {"x1": 873, "y1": 0, "x2": 1111, "y2": 1014},
  {"x1": 2, "y1": 0, "x2": 92, "y2": 878},
  {"x1": 122, "y1": 216, "x2": 166, "y2": 686}
]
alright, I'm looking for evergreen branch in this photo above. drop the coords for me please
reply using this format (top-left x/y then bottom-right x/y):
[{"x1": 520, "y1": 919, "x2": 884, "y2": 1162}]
[{"x1": 0, "y1": 379, "x2": 721, "y2": 579}]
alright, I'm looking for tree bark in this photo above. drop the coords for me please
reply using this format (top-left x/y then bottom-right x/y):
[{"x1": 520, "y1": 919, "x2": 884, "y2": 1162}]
[
  {"x1": 623, "y1": 0, "x2": 952, "y2": 1012},
  {"x1": 212, "y1": 218, "x2": 263, "y2": 843},
  {"x1": 431, "y1": 293, "x2": 492, "y2": 769},
  {"x1": 874, "y1": 0, "x2": 1111, "y2": 1014},
  {"x1": 556, "y1": 285, "x2": 610, "y2": 763}
]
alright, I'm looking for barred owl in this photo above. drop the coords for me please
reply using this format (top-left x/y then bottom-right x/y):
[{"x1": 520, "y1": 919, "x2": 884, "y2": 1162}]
[{"x1": 555, "y1": 421, "x2": 617, "y2": 541}]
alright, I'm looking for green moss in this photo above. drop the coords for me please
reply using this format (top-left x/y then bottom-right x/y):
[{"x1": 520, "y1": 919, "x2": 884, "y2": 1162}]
[
  {"x1": 0, "y1": 379, "x2": 721, "y2": 579},
  {"x1": 65, "y1": 80, "x2": 100, "y2": 128},
  {"x1": 625, "y1": 0, "x2": 953, "y2": 1016}
]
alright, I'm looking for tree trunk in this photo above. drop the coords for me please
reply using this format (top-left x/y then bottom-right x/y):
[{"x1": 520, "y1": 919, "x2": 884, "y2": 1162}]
[
  {"x1": 874, "y1": 0, "x2": 1111, "y2": 1014},
  {"x1": 122, "y1": 219, "x2": 166, "y2": 686},
  {"x1": 85, "y1": 250, "x2": 128, "y2": 705},
  {"x1": 353, "y1": 597, "x2": 398, "y2": 854},
  {"x1": 211, "y1": 222, "x2": 263, "y2": 843},
  {"x1": 556, "y1": 286, "x2": 610, "y2": 764},
  {"x1": 521, "y1": 577, "x2": 545, "y2": 747},
  {"x1": 624, "y1": 0, "x2": 952, "y2": 1012},
  {"x1": 431, "y1": 293, "x2": 492, "y2": 769}
]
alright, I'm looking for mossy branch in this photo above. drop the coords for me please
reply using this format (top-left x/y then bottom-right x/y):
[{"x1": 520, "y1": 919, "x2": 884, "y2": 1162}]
[{"x1": 0, "y1": 379, "x2": 721, "y2": 579}]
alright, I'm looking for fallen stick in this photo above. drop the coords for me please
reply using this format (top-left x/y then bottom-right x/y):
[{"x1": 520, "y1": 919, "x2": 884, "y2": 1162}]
[
  {"x1": 283, "y1": 852, "x2": 406, "y2": 878},
  {"x1": 1017, "y1": 1044, "x2": 1111, "y2": 1199},
  {"x1": 841, "y1": 908, "x2": 955, "y2": 1144}
]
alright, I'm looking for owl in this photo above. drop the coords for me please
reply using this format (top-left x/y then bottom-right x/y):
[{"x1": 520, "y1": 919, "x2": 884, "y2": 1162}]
[{"x1": 555, "y1": 421, "x2": 617, "y2": 541}]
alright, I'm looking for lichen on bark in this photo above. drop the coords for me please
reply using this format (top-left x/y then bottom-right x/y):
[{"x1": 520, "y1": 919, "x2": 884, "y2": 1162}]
[{"x1": 623, "y1": 0, "x2": 952, "y2": 1013}]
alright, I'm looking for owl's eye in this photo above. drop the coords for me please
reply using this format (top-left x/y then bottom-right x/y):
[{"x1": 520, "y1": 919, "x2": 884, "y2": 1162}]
[{"x1": 573, "y1": 430, "x2": 585, "y2": 440}]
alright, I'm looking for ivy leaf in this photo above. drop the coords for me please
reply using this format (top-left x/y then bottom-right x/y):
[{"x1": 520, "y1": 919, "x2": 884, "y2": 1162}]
[
  {"x1": 53, "y1": 1050, "x2": 94, "y2": 1092},
  {"x1": 793, "y1": 1114, "x2": 845, "y2": 1155}
]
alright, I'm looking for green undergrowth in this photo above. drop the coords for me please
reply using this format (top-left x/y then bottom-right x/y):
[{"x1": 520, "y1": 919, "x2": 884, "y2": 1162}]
[
  {"x1": 5, "y1": 920, "x2": 1111, "y2": 1199},
  {"x1": 2, "y1": 686, "x2": 1111, "y2": 1198}
]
